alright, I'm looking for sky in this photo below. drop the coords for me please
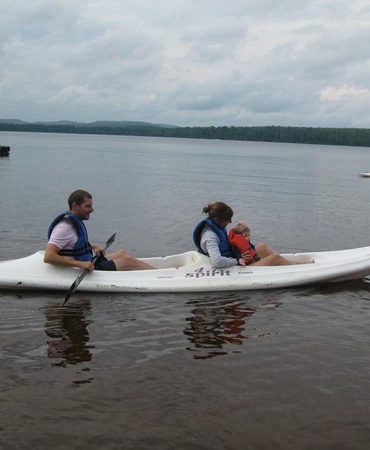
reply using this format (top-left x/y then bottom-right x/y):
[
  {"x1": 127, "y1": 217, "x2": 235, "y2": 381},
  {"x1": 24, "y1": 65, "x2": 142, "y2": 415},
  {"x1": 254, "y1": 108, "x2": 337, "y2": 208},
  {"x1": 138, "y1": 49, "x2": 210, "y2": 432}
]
[{"x1": 1, "y1": 0, "x2": 370, "y2": 127}]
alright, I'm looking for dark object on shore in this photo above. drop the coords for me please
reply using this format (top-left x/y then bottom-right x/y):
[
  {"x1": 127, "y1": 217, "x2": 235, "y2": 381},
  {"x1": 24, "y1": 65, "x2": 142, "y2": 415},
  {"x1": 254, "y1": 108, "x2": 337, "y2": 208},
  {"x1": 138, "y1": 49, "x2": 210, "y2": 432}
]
[{"x1": 0, "y1": 145, "x2": 10, "y2": 157}]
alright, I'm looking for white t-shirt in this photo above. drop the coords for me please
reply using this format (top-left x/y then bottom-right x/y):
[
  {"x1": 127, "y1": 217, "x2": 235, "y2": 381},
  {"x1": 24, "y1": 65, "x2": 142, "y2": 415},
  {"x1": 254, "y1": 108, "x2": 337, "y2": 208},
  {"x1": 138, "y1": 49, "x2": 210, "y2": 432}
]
[{"x1": 48, "y1": 219, "x2": 78, "y2": 250}]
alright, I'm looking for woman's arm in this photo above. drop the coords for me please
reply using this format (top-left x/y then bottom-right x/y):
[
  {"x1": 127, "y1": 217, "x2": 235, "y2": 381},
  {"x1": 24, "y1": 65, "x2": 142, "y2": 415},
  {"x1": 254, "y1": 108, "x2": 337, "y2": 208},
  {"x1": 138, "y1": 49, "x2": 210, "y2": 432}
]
[{"x1": 201, "y1": 230, "x2": 238, "y2": 268}]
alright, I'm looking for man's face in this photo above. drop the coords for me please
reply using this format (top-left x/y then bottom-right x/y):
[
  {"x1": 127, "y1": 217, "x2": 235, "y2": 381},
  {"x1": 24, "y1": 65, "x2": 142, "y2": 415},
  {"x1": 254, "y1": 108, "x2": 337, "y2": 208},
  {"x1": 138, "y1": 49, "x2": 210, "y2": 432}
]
[{"x1": 73, "y1": 197, "x2": 94, "y2": 220}]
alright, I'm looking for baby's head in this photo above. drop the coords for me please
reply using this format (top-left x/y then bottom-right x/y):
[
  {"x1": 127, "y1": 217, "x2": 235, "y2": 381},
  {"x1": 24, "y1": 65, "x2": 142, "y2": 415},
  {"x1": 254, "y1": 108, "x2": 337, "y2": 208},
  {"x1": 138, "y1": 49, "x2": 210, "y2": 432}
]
[{"x1": 232, "y1": 222, "x2": 251, "y2": 238}]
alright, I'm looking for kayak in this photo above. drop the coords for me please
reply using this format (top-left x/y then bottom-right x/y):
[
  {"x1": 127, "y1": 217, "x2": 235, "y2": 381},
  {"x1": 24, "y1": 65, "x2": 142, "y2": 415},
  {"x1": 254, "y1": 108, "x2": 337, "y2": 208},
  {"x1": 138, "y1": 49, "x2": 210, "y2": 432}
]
[
  {"x1": 1, "y1": 246, "x2": 370, "y2": 292},
  {"x1": 360, "y1": 172, "x2": 370, "y2": 177}
]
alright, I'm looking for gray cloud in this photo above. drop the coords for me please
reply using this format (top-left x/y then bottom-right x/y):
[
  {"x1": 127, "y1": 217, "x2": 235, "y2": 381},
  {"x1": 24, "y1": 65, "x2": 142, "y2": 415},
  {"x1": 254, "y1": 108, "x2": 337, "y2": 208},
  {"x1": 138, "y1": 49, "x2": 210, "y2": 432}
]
[{"x1": 1, "y1": 0, "x2": 370, "y2": 127}]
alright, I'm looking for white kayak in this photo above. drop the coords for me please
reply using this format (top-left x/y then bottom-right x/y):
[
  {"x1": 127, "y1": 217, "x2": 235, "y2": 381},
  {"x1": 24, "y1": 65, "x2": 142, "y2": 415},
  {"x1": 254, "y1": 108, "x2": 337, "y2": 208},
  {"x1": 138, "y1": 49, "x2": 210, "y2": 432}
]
[
  {"x1": 1, "y1": 247, "x2": 370, "y2": 293},
  {"x1": 360, "y1": 172, "x2": 370, "y2": 177}
]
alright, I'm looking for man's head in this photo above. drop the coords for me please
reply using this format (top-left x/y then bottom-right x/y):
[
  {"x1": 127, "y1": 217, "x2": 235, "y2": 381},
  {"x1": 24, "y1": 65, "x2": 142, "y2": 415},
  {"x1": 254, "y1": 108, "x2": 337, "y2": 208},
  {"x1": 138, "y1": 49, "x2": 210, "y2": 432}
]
[{"x1": 68, "y1": 189, "x2": 94, "y2": 220}]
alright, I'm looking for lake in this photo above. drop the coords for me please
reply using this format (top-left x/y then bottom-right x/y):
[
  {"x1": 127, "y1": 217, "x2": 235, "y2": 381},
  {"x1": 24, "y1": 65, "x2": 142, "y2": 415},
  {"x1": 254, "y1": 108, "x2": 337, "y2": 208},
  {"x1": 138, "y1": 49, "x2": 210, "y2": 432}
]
[{"x1": 1, "y1": 131, "x2": 370, "y2": 449}]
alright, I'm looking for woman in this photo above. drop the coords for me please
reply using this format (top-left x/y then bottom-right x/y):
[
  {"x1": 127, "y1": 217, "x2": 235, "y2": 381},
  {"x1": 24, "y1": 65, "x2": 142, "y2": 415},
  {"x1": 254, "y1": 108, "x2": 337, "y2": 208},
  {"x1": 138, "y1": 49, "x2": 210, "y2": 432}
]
[
  {"x1": 193, "y1": 202, "x2": 244, "y2": 268},
  {"x1": 193, "y1": 202, "x2": 313, "y2": 268}
]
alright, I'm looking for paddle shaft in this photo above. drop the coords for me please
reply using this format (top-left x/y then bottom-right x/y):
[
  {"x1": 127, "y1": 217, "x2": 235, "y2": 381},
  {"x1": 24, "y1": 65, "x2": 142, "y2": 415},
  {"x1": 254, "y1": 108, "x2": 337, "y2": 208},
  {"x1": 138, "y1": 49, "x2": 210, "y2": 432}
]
[{"x1": 63, "y1": 233, "x2": 116, "y2": 305}]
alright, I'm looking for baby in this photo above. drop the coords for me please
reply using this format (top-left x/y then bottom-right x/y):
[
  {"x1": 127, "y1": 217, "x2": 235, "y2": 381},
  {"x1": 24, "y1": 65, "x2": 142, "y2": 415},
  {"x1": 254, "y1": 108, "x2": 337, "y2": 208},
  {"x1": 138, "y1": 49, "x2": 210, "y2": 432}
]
[{"x1": 228, "y1": 222, "x2": 261, "y2": 265}]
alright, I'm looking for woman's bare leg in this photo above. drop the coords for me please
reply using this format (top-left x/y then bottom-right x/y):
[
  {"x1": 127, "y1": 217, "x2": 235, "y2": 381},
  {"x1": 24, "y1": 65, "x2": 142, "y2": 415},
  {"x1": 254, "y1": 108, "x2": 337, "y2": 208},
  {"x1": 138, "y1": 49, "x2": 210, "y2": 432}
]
[
  {"x1": 252, "y1": 253, "x2": 297, "y2": 266},
  {"x1": 255, "y1": 243, "x2": 276, "y2": 258},
  {"x1": 253, "y1": 244, "x2": 314, "y2": 266}
]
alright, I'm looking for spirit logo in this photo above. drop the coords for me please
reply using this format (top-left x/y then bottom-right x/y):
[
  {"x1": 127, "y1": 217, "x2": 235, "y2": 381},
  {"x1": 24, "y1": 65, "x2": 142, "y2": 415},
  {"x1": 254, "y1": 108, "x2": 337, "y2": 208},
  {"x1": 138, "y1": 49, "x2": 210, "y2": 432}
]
[{"x1": 185, "y1": 267, "x2": 231, "y2": 278}]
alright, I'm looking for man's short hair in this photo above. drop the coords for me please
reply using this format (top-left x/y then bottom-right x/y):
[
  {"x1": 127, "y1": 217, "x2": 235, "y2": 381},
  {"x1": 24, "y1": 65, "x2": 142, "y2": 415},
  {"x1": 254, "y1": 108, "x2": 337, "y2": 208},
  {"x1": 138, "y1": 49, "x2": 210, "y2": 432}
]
[{"x1": 68, "y1": 190, "x2": 92, "y2": 209}]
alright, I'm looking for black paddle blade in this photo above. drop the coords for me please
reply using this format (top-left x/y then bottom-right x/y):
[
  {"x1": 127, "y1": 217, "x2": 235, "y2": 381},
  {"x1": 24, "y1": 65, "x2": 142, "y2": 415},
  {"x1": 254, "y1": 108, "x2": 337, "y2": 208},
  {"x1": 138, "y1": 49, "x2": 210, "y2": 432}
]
[
  {"x1": 63, "y1": 269, "x2": 89, "y2": 304},
  {"x1": 106, "y1": 233, "x2": 116, "y2": 248},
  {"x1": 63, "y1": 232, "x2": 117, "y2": 305},
  {"x1": 63, "y1": 291, "x2": 73, "y2": 305}
]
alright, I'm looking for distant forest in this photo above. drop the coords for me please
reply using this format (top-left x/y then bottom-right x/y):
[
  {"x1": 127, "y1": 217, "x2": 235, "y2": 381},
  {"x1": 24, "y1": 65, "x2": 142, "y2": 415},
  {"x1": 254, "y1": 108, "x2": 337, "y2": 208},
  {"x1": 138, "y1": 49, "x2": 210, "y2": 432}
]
[{"x1": 1, "y1": 122, "x2": 370, "y2": 148}]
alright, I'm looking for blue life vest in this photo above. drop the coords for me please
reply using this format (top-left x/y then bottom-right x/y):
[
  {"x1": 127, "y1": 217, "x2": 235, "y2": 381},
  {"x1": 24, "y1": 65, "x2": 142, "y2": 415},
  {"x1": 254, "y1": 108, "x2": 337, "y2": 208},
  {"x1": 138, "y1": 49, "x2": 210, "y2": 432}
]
[
  {"x1": 47, "y1": 211, "x2": 93, "y2": 262},
  {"x1": 193, "y1": 218, "x2": 232, "y2": 257}
]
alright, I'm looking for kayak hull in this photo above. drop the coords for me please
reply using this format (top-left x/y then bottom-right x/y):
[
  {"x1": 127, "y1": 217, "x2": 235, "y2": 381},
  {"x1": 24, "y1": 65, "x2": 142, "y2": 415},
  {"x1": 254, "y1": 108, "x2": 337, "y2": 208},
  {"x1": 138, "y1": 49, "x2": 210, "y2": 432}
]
[{"x1": 1, "y1": 247, "x2": 370, "y2": 293}]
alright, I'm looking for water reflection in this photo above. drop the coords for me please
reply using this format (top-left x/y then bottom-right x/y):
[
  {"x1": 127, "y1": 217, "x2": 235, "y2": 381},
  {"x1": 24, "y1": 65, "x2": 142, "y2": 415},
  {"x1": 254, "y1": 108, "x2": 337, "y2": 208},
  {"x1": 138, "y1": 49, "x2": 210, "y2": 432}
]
[
  {"x1": 184, "y1": 297, "x2": 256, "y2": 359},
  {"x1": 42, "y1": 300, "x2": 94, "y2": 368}
]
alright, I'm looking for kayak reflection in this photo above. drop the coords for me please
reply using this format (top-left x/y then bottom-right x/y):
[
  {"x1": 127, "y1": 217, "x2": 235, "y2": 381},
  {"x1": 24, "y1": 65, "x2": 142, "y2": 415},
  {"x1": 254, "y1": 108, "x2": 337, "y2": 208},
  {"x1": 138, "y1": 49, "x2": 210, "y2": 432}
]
[
  {"x1": 43, "y1": 300, "x2": 94, "y2": 367},
  {"x1": 184, "y1": 296, "x2": 256, "y2": 359}
]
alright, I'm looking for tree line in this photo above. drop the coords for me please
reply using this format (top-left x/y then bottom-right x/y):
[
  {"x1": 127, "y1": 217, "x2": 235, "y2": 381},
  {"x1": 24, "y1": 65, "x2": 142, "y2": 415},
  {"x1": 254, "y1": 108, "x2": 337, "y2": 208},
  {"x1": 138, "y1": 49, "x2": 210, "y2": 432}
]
[{"x1": 1, "y1": 122, "x2": 370, "y2": 147}]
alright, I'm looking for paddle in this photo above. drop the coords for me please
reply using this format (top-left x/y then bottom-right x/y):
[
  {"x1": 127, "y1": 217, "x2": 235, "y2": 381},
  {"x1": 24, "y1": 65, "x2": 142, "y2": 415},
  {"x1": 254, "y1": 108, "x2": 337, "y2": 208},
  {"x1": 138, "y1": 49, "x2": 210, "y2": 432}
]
[{"x1": 63, "y1": 233, "x2": 116, "y2": 305}]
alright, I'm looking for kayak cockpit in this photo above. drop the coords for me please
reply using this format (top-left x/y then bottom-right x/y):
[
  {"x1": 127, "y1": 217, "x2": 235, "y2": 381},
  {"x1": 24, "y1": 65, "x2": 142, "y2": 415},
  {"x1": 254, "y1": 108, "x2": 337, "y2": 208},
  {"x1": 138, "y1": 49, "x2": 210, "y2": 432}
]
[{"x1": 138, "y1": 251, "x2": 209, "y2": 269}]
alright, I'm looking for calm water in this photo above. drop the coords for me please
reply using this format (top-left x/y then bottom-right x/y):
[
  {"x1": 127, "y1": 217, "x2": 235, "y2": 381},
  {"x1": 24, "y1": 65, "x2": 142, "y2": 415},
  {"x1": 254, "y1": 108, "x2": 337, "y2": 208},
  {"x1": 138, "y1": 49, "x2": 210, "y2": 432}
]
[{"x1": 1, "y1": 131, "x2": 370, "y2": 449}]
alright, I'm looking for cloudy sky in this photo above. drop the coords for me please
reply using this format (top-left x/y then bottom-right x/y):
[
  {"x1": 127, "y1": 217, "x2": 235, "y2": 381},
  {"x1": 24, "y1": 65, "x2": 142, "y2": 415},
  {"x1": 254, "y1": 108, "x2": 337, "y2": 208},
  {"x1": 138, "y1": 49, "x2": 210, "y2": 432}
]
[{"x1": 1, "y1": 0, "x2": 370, "y2": 127}]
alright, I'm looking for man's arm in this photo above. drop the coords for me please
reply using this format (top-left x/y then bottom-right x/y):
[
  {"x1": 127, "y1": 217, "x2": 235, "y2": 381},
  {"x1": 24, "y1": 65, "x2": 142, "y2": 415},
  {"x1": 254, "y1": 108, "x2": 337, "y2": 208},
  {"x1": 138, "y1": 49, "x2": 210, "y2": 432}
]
[{"x1": 44, "y1": 243, "x2": 94, "y2": 271}]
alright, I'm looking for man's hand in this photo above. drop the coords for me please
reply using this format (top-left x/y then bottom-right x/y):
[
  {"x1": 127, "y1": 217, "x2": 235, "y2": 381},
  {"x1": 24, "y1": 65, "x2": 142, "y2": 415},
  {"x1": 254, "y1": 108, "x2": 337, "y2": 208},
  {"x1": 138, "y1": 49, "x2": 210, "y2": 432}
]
[
  {"x1": 78, "y1": 261, "x2": 95, "y2": 271},
  {"x1": 91, "y1": 244, "x2": 105, "y2": 255}
]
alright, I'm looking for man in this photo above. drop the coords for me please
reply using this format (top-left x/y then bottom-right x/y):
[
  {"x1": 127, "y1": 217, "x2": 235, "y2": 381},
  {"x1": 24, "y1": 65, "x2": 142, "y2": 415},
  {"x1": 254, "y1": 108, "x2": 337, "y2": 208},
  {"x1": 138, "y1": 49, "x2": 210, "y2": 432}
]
[{"x1": 44, "y1": 189, "x2": 153, "y2": 271}]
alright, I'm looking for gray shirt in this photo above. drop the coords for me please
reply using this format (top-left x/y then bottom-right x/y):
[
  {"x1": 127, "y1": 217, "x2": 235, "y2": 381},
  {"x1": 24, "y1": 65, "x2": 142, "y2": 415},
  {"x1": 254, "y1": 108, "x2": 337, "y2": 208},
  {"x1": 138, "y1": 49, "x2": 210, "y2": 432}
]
[{"x1": 200, "y1": 226, "x2": 238, "y2": 268}]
